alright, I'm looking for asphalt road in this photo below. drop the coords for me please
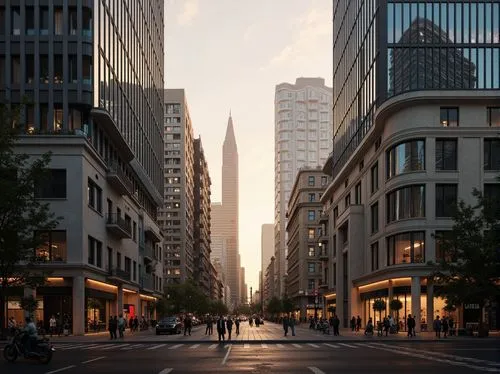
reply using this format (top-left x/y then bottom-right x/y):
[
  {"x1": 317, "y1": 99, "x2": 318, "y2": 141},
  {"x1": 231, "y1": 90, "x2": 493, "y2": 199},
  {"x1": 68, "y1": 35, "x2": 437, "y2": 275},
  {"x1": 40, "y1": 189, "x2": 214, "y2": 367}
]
[{"x1": 1, "y1": 341, "x2": 499, "y2": 374}]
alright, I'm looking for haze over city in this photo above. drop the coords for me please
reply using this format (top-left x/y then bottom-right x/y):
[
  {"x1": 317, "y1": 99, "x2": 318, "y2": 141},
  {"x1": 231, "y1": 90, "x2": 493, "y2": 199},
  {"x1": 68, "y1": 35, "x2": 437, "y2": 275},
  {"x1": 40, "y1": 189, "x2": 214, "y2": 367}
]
[{"x1": 164, "y1": 0, "x2": 332, "y2": 292}]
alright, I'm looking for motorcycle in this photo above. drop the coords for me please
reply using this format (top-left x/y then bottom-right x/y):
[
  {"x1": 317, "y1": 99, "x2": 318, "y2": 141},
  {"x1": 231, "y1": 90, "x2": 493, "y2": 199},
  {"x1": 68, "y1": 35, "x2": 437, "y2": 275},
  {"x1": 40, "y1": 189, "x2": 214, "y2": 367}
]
[{"x1": 3, "y1": 329, "x2": 54, "y2": 364}]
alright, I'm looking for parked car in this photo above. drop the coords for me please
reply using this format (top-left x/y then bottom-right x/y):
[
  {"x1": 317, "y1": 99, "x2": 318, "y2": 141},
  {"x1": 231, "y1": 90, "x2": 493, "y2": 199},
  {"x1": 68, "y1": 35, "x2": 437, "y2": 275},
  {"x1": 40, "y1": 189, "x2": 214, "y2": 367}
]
[{"x1": 155, "y1": 317, "x2": 182, "y2": 335}]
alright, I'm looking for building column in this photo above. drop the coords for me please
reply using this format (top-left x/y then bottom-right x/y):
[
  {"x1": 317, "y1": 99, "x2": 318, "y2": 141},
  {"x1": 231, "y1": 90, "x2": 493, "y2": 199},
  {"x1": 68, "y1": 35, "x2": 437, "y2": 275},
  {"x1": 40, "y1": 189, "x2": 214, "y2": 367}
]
[
  {"x1": 426, "y1": 278, "x2": 434, "y2": 329},
  {"x1": 23, "y1": 287, "x2": 36, "y2": 320},
  {"x1": 387, "y1": 280, "x2": 394, "y2": 318},
  {"x1": 72, "y1": 276, "x2": 85, "y2": 336},
  {"x1": 117, "y1": 285, "x2": 124, "y2": 316},
  {"x1": 350, "y1": 286, "x2": 361, "y2": 317},
  {"x1": 411, "y1": 276, "x2": 421, "y2": 333}
]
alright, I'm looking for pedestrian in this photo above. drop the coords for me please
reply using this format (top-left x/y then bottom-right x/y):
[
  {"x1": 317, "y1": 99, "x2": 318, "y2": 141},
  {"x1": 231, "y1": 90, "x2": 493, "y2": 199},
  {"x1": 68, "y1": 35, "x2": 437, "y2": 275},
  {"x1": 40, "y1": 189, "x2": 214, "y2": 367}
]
[
  {"x1": 133, "y1": 316, "x2": 139, "y2": 332},
  {"x1": 108, "y1": 316, "x2": 115, "y2": 340},
  {"x1": 356, "y1": 316, "x2": 361, "y2": 332},
  {"x1": 283, "y1": 315, "x2": 289, "y2": 337},
  {"x1": 184, "y1": 315, "x2": 192, "y2": 336},
  {"x1": 8, "y1": 317, "x2": 17, "y2": 337},
  {"x1": 118, "y1": 314, "x2": 126, "y2": 338},
  {"x1": 350, "y1": 316, "x2": 356, "y2": 331},
  {"x1": 226, "y1": 317, "x2": 233, "y2": 341},
  {"x1": 383, "y1": 317, "x2": 390, "y2": 336},
  {"x1": 433, "y1": 315, "x2": 441, "y2": 338},
  {"x1": 332, "y1": 315, "x2": 340, "y2": 336},
  {"x1": 49, "y1": 315, "x2": 57, "y2": 337},
  {"x1": 235, "y1": 318, "x2": 240, "y2": 335},
  {"x1": 449, "y1": 317, "x2": 455, "y2": 336},
  {"x1": 442, "y1": 316, "x2": 449, "y2": 338},
  {"x1": 289, "y1": 314, "x2": 296, "y2": 336},
  {"x1": 216, "y1": 315, "x2": 226, "y2": 343},
  {"x1": 112, "y1": 316, "x2": 118, "y2": 339},
  {"x1": 205, "y1": 315, "x2": 212, "y2": 335}
]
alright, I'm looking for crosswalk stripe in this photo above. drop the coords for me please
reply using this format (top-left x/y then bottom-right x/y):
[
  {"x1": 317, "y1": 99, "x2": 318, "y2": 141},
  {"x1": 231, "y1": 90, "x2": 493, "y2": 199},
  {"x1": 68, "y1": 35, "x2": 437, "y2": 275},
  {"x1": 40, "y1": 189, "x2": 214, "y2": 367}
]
[
  {"x1": 82, "y1": 344, "x2": 101, "y2": 350},
  {"x1": 190, "y1": 344, "x2": 200, "y2": 349},
  {"x1": 261, "y1": 344, "x2": 268, "y2": 348},
  {"x1": 208, "y1": 344, "x2": 218, "y2": 349},
  {"x1": 147, "y1": 344, "x2": 166, "y2": 350},
  {"x1": 307, "y1": 343, "x2": 320, "y2": 348},
  {"x1": 243, "y1": 344, "x2": 250, "y2": 348},
  {"x1": 323, "y1": 343, "x2": 339, "y2": 348},
  {"x1": 292, "y1": 344, "x2": 301, "y2": 348},
  {"x1": 58, "y1": 345, "x2": 82, "y2": 350},
  {"x1": 100, "y1": 345, "x2": 121, "y2": 350},
  {"x1": 122, "y1": 344, "x2": 145, "y2": 350},
  {"x1": 276, "y1": 344, "x2": 285, "y2": 349},
  {"x1": 338, "y1": 343, "x2": 358, "y2": 348},
  {"x1": 168, "y1": 344, "x2": 183, "y2": 350}
]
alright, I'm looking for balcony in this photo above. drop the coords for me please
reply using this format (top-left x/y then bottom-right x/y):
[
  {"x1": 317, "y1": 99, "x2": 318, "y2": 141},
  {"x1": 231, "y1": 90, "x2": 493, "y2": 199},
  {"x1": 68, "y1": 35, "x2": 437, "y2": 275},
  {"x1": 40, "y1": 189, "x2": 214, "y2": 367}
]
[
  {"x1": 140, "y1": 274, "x2": 154, "y2": 292},
  {"x1": 106, "y1": 160, "x2": 133, "y2": 196},
  {"x1": 319, "y1": 250, "x2": 329, "y2": 261},
  {"x1": 106, "y1": 213, "x2": 132, "y2": 239},
  {"x1": 145, "y1": 225, "x2": 162, "y2": 243},
  {"x1": 319, "y1": 282, "x2": 328, "y2": 289},
  {"x1": 319, "y1": 211, "x2": 328, "y2": 223},
  {"x1": 142, "y1": 244, "x2": 157, "y2": 262},
  {"x1": 108, "y1": 267, "x2": 131, "y2": 282}
]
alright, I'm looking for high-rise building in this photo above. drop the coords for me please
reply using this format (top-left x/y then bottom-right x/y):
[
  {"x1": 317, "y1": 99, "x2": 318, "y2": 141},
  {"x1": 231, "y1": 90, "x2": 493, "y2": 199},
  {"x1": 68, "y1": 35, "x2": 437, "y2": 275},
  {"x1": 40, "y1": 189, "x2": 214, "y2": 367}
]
[
  {"x1": 161, "y1": 89, "x2": 195, "y2": 284},
  {"x1": 193, "y1": 138, "x2": 212, "y2": 297},
  {"x1": 261, "y1": 223, "x2": 274, "y2": 307},
  {"x1": 240, "y1": 266, "x2": 246, "y2": 304},
  {"x1": 1, "y1": 0, "x2": 164, "y2": 335},
  {"x1": 274, "y1": 78, "x2": 333, "y2": 298},
  {"x1": 210, "y1": 114, "x2": 240, "y2": 308},
  {"x1": 323, "y1": 0, "x2": 500, "y2": 330}
]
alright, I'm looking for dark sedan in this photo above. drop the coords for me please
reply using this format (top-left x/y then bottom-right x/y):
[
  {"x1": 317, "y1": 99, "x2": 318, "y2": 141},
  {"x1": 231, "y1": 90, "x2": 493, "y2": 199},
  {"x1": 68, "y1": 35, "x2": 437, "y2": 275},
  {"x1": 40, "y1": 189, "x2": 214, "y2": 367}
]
[{"x1": 155, "y1": 317, "x2": 182, "y2": 335}]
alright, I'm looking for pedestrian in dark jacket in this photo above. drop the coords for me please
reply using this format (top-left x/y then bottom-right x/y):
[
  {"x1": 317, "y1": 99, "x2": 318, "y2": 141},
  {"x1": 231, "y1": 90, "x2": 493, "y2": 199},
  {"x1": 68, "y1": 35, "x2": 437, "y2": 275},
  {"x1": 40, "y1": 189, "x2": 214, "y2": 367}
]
[
  {"x1": 226, "y1": 317, "x2": 234, "y2": 341},
  {"x1": 283, "y1": 315, "x2": 289, "y2": 337},
  {"x1": 216, "y1": 316, "x2": 226, "y2": 343}
]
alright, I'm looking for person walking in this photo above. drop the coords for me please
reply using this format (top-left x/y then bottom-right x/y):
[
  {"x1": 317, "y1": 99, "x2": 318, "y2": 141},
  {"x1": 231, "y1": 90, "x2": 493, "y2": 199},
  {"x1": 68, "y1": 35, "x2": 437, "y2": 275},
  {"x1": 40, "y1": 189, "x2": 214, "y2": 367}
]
[
  {"x1": 433, "y1": 315, "x2": 442, "y2": 338},
  {"x1": 350, "y1": 316, "x2": 356, "y2": 332},
  {"x1": 226, "y1": 317, "x2": 234, "y2": 341},
  {"x1": 216, "y1": 315, "x2": 226, "y2": 343},
  {"x1": 118, "y1": 314, "x2": 126, "y2": 338},
  {"x1": 283, "y1": 315, "x2": 289, "y2": 337},
  {"x1": 235, "y1": 317, "x2": 240, "y2": 335},
  {"x1": 184, "y1": 315, "x2": 192, "y2": 336},
  {"x1": 442, "y1": 316, "x2": 449, "y2": 338},
  {"x1": 356, "y1": 316, "x2": 362, "y2": 332},
  {"x1": 289, "y1": 314, "x2": 296, "y2": 336},
  {"x1": 205, "y1": 315, "x2": 212, "y2": 335},
  {"x1": 332, "y1": 315, "x2": 340, "y2": 336},
  {"x1": 49, "y1": 315, "x2": 57, "y2": 337},
  {"x1": 406, "y1": 314, "x2": 413, "y2": 337}
]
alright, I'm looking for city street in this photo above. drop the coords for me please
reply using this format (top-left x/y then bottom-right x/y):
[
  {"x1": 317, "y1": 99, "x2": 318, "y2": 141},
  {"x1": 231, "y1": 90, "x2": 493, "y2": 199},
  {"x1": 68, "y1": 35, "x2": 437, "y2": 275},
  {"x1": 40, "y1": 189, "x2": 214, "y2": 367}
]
[{"x1": 1, "y1": 340, "x2": 499, "y2": 374}]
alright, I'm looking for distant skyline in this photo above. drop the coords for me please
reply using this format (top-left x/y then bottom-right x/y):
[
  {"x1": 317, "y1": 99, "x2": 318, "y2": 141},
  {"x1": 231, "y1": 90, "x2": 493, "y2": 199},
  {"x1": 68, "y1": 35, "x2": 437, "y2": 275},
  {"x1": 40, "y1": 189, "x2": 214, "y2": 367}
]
[{"x1": 164, "y1": 0, "x2": 332, "y2": 293}]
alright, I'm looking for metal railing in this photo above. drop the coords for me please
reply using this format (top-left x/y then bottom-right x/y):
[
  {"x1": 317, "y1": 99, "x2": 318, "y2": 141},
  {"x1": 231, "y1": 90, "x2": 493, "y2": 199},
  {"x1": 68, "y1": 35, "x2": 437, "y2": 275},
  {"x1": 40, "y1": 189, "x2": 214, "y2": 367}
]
[
  {"x1": 106, "y1": 213, "x2": 132, "y2": 234},
  {"x1": 108, "y1": 267, "x2": 131, "y2": 281}
]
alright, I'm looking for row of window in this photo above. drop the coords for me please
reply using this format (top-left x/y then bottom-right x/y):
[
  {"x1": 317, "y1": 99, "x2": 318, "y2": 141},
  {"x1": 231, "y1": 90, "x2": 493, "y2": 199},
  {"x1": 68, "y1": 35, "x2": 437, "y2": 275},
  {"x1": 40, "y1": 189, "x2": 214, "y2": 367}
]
[
  {"x1": 439, "y1": 107, "x2": 500, "y2": 127},
  {"x1": 1, "y1": 6, "x2": 92, "y2": 36}
]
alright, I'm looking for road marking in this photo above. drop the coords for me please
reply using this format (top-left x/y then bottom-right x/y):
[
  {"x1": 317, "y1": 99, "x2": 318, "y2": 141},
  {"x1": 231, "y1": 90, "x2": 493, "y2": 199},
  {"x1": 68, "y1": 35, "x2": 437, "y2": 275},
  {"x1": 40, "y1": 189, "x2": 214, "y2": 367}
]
[
  {"x1": 323, "y1": 343, "x2": 339, "y2": 348},
  {"x1": 292, "y1": 344, "x2": 301, "y2": 348},
  {"x1": 362, "y1": 343, "x2": 500, "y2": 372},
  {"x1": 158, "y1": 369, "x2": 173, "y2": 374},
  {"x1": 168, "y1": 344, "x2": 183, "y2": 350},
  {"x1": 338, "y1": 343, "x2": 358, "y2": 348},
  {"x1": 81, "y1": 356, "x2": 106, "y2": 364},
  {"x1": 261, "y1": 343, "x2": 268, "y2": 348},
  {"x1": 208, "y1": 344, "x2": 218, "y2": 349},
  {"x1": 307, "y1": 343, "x2": 320, "y2": 348},
  {"x1": 45, "y1": 366, "x2": 76, "y2": 374},
  {"x1": 308, "y1": 366, "x2": 326, "y2": 374},
  {"x1": 147, "y1": 344, "x2": 166, "y2": 350},
  {"x1": 58, "y1": 344, "x2": 81, "y2": 350},
  {"x1": 122, "y1": 344, "x2": 145, "y2": 350},
  {"x1": 101, "y1": 345, "x2": 121, "y2": 350},
  {"x1": 373, "y1": 343, "x2": 500, "y2": 368},
  {"x1": 276, "y1": 344, "x2": 285, "y2": 349},
  {"x1": 190, "y1": 344, "x2": 200, "y2": 349},
  {"x1": 221, "y1": 344, "x2": 232, "y2": 366},
  {"x1": 244, "y1": 344, "x2": 250, "y2": 348},
  {"x1": 82, "y1": 344, "x2": 102, "y2": 350}
]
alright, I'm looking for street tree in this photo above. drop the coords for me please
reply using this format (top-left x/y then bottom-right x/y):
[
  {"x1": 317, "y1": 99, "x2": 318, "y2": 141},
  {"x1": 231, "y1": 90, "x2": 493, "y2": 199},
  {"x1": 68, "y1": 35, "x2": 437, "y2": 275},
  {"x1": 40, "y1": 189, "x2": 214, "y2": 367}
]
[
  {"x1": 0, "y1": 104, "x2": 59, "y2": 336},
  {"x1": 266, "y1": 296, "x2": 282, "y2": 318},
  {"x1": 164, "y1": 279, "x2": 209, "y2": 315},
  {"x1": 430, "y1": 190, "x2": 500, "y2": 336}
]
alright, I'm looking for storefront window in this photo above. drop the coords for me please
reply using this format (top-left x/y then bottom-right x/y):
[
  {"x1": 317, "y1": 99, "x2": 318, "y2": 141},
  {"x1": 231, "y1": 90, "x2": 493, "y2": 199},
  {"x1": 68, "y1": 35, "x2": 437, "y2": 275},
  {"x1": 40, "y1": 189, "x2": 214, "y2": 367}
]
[
  {"x1": 7, "y1": 299, "x2": 44, "y2": 325},
  {"x1": 86, "y1": 297, "x2": 106, "y2": 332}
]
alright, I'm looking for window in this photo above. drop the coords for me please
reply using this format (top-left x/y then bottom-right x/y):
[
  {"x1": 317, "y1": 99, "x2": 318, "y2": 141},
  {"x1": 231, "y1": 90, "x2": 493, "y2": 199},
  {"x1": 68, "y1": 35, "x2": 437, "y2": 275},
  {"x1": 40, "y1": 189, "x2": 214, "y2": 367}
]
[
  {"x1": 39, "y1": 7, "x2": 49, "y2": 35},
  {"x1": 125, "y1": 257, "x2": 131, "y2": 275},
  {"x1": 308, "y1": 228, "x2": 315, "y2": 240},
  {"x1": 344, "y1": 193, "x2": 350, "y2": 208},
  {"x1": 436, "y1": 139, "x2": 457, "y2": 171},
  {"x1": 308, "y1": 210, "x2": 316, "y2": 221},
  {"x1": 26, "y1": 55, "x2": 34, "y2": 83},
  {"x1": 440, "y1": 107, "x2": 459, "y2": 127},
  {"x1": 69, "y1": 55, "x2": 77, "y2": 83},
  {"x1": 484, "y1": 139, "x2": 500, "y2": 170},
  {"x1": 54, "y1": 55, "x2": 63, "y2": 83},
  {"x1": 435, "y1": 231, "x2": 453, "y2": 263},
  {"x1": 371, "y1": 203, "x2": 379, "y2": 233},
  {"x1": 36, "y1": 231, "x2": 67, "y2": 262},
  {"x1": 133, "y1": 261, "x2": 137, "y2": 281},
  {"x1": 487, "y1": 108, "x2": 500, "y2": 127},
  {"x1": 308, "y1": 247, "x2": 315, "y2": 257},
  {"x1": 40, "y1": 55, "x2": 49, "y2": 83},
  {"x1": 133, "y1": 221, "x2": 137, "y2": 242},
  {"x1": 321, "y1": 176, "x2": 328, "y2": 186},
  {"x1": 82, "y1": 8, "x2": 92, "y2": 37},
  {"x1": 0, "y1": 8, "x2": 4, "y2": 35},
  {"x1": 117, "y1": 252, "x2": 121, "y2": 269},
  {"x1": 87, "y1": 179, "x2": 102, "y2": 213},
  {"x1": 308, "y1": 279, "x2": 315, "y2": 290},
  {"x1": 371, "y1": 163, "x2": 379, "y2": 193},
  {"x1": 25, "y1": 7, "x2": 35, "y2": 35},
  {"x1": 35, "y1": 169, "x2": 66, "y2": 198},
  {"x1": 387, "y1": 231, "x2": 425, "y2": 266},
  {"x1": 308, "y1": 176, "x2": 315, "y2": 186},
  {"x1": 371, "y1": 242, "x2": 379, "y2": 271},
  {"x1": 68, "y1": 7, "x2": 77, "y2": 35},
  {"x1": 88, "y1": 236, "x2": 102, "y2": 267},
  {"x1": 355, "y1": 182, "x2": 361, "y2": 204},
  {"x1": 436, "y1": 184, "x2": 458, "y2": 217},
  {"x1": 387, "y1": 185, "x2": 425, "y2": 223},
  {"x1": 333, "y1": 207, "x2": 338, "y2": 227},
  {"x1": 11, "y1": 7, "x2": 20, "y2": 35},
  {"x1": 166, "y1": 104, "x2": 181, "y2": 114},
  {"x1": 11, "y1": 56, "x2": 20, "y2": 84},
  {"x1": 308, "y1": 263, "x2": 316, "y2": 273},
  {"x1": 54, "y1": 8, "x2": 63, "y2": 35},
  {"x1": 83, "y1": 56, "x2": 92, "y2": 84},
  {"x1": 308, "y1": 193, "x2": 316, "y2": 202},
  {"x1": 332, "y1": 235, "x2": 337, "y2": 258},
  {"x1": 387, "y1": 140, "x2": 425, "y2": 178}
]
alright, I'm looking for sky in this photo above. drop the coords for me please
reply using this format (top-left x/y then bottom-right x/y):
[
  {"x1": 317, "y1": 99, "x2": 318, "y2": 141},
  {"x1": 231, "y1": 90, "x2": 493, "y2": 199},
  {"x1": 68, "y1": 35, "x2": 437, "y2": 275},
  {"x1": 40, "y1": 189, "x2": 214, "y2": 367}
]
[{"x1": 164, "y1": 0, "x2": 332, "y2": 296}]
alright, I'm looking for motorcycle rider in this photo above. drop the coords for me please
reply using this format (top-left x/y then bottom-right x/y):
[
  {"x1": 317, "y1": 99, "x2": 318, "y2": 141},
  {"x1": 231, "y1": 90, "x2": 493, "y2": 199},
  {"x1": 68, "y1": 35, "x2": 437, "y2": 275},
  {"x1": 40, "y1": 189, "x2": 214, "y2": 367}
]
[{"x1": 23, "y1": 317, "x2": 38, "y2": 355}]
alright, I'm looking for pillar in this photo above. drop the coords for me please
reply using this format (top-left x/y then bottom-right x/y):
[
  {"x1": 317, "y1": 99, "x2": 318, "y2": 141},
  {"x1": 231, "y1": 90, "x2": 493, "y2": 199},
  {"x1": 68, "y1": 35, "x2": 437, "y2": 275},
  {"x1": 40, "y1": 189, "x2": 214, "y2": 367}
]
[
  {"x1": 134, "y1": 293, "x2": 141, "y2": 318},
  {"x1": 426, "y1": 278, "x2": 434, "y2": 330},
  {"x1": 72, "y1": 276, "x2": 85, "y2": 336},
  {"x1": 117, "y1": 285, "x2": 124, "y2": 316},
  {"x1": 23, "y1": 287, "x2": 36, "y2": 320},
  {"x1": 411, "y1": 276, "x2": 421, "y2": 333}
]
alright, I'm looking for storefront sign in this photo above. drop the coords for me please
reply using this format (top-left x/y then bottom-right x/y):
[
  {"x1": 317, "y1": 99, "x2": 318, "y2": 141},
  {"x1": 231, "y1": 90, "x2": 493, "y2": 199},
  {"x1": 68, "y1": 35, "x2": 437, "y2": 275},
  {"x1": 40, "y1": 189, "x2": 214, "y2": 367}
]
[{"x1": 464, "y1": 304, "x2": 480, "y2": 310}]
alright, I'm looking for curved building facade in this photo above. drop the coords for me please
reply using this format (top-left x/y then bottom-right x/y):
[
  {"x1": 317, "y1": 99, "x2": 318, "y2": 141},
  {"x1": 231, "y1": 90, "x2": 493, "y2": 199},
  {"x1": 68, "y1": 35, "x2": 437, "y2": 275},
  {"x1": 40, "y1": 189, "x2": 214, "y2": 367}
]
[{"x1": 324, "y1": 0, "x2": 500, "y2": 330}]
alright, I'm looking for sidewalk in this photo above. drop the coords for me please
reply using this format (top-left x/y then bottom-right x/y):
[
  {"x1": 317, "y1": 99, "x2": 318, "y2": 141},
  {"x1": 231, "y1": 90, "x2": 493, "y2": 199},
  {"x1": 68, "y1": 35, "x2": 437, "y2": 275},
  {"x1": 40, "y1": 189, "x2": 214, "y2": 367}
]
[{"x1": 18, "y1": 321, "x2": 499, "y2": 344}]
